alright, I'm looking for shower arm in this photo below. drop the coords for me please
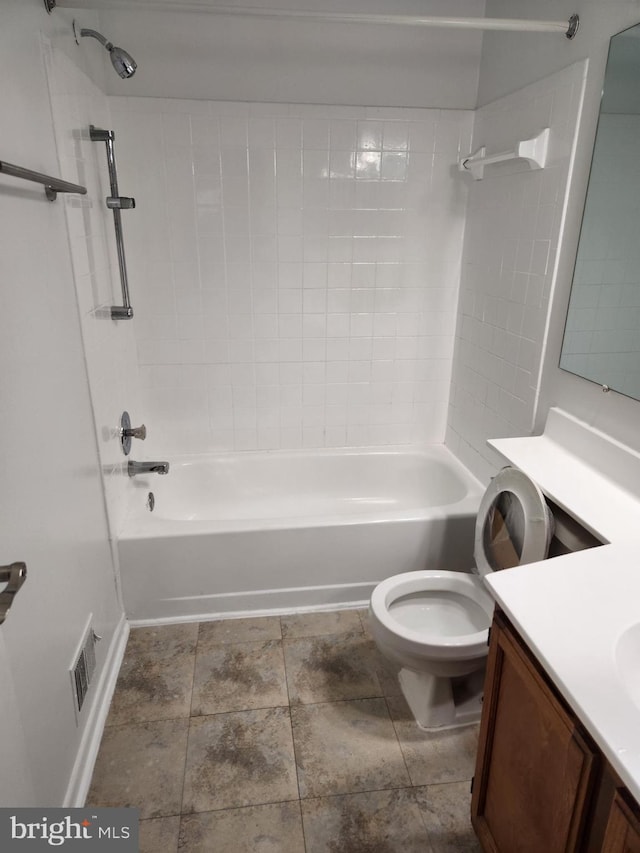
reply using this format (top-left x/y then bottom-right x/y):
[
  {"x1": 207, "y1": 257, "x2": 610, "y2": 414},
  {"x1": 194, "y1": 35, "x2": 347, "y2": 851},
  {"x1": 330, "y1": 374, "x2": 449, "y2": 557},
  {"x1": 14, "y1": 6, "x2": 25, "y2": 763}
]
[
  {"x1": 90, "y1": 125, "x2": 135, "y2": 320},
  {"x1": 78, "y1": 27, "x2": 111, "y2": 48}
]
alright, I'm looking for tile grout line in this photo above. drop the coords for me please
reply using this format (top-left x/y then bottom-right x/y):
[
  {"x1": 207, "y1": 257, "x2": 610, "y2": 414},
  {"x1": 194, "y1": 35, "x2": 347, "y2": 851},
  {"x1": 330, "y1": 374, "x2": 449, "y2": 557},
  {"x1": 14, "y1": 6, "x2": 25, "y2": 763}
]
[
  {"x1": 280, "y1": 615, "x2": 310, "y2": 853},
  {"x1": 383, "y1": 693, "x2": 416, "y2": 789},
  {"x1": 177, "y1": 621, "x2": 202, "y2": 842},
  {"x1": 280, "y1": 616, "x2": 304, "y2": 798}
]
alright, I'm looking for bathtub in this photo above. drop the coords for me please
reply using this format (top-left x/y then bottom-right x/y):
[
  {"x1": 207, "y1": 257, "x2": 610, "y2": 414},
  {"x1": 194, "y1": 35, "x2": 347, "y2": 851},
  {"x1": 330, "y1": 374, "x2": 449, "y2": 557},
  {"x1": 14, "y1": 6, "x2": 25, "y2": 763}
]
[{"x1": 118, "y1": 446, "x2": 484, "y2": 624}]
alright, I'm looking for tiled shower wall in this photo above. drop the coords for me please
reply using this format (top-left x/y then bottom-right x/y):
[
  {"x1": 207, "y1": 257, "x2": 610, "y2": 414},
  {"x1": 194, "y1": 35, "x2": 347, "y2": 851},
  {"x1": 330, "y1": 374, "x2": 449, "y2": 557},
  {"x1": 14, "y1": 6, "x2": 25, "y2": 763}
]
[
  {"x1": 110, "y1": 98, "x2": 472, "y2": 453},
  {"x1": 446, "y1": 61, "x2": 588, "y2": 483}
]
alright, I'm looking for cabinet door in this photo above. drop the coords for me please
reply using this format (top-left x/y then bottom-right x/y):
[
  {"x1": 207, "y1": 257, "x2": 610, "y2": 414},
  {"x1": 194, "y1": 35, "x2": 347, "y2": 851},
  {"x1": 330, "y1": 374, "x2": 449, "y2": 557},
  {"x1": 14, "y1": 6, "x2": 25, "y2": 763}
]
[
  {"x1": 471, "y1": 614, "x2": 597, "y2": 853},
  {"x1": 602, "y1": 792, "x2": 640, "y2": 852}
]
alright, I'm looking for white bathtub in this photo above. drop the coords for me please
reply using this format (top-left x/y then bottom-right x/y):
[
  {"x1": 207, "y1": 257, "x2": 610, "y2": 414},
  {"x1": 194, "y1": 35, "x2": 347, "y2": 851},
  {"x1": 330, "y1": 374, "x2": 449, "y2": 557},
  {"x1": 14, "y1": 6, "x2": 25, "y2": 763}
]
[{"x1": 118, "y1": 446, "x2": 484, "y2": 624}]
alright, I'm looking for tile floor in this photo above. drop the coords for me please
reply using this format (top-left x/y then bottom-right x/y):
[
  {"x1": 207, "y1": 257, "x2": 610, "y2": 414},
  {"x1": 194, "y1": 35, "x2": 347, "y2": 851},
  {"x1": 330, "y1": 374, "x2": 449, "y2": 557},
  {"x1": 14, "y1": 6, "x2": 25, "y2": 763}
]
[{"x1": 88, "y1": 609, "x2": 482, "y2": 852}]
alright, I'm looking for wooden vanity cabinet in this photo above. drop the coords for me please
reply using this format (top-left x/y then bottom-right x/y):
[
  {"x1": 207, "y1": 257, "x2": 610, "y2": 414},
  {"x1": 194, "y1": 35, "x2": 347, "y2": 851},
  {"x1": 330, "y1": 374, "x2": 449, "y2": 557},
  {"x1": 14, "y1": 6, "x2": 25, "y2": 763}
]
[
  {"x1": 601, "y1": 791, "x2": 640, "y2": 853},
  {"x1": 471, "y1": 610, "x2": 598, "y2": 853},
  {"x1": 471, "y1": 611, "x2": 640, "y2": 853}
]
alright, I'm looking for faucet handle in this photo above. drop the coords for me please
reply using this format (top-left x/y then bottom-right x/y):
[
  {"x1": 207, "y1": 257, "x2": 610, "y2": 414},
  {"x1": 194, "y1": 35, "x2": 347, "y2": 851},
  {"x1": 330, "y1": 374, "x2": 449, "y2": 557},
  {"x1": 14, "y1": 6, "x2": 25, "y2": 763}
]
[
  {"x1": 124, "y1": 423, "x2": 146, "y2": 440},
  {"x1": 120, "y1": 411, "x2": 146, "y2": 455}
]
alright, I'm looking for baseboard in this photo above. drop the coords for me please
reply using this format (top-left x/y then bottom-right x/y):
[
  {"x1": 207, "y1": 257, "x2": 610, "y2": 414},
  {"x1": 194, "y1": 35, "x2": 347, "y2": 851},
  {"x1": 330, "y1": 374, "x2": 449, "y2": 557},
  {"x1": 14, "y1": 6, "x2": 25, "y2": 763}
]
[{"x1": 63, "y1": 613, "x2": 129, "y2": 807}]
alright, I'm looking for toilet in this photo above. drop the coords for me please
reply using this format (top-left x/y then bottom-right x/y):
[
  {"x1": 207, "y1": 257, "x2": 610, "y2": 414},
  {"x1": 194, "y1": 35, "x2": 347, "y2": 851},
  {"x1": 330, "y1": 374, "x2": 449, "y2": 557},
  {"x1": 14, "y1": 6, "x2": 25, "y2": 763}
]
[{"x1": 369, "y1": 466, "x2": 555, "y2": 730}]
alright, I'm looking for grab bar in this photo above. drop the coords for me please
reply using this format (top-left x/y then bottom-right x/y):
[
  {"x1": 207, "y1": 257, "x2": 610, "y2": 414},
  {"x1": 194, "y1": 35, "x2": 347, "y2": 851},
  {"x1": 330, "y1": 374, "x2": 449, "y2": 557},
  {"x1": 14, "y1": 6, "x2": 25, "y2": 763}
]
[
  {"x1": 0, "y1": 160, "x2": 87, "y2": 201},
  {"x1": 90, "y1": 125, "x2": 135, "y2": 320}
]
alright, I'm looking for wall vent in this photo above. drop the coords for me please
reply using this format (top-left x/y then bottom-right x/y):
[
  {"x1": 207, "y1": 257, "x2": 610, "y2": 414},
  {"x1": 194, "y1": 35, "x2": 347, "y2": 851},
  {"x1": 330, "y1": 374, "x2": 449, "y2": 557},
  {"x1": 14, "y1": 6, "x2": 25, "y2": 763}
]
[{"x1": 69, "y1": 619, "x2": 100, "y2": 722}]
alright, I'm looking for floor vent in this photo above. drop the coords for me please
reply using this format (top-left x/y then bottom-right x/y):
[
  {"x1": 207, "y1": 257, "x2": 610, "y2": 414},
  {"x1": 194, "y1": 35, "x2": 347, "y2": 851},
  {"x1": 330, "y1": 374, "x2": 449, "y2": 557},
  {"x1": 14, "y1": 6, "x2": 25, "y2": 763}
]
[{"x1": 70, "y1": 620, "x2": 99, "y2": 722}]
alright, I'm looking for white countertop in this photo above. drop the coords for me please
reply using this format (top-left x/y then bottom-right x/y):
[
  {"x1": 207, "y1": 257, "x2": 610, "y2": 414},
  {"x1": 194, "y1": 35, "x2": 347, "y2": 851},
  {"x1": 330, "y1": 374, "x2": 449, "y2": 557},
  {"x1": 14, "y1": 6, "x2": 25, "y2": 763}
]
[
  {"x1": 485, "y1": 540, "x2": 640, "y2": 803},
  {"x1": 489, "y1": 409, "x2": 640, "y2": 544}
]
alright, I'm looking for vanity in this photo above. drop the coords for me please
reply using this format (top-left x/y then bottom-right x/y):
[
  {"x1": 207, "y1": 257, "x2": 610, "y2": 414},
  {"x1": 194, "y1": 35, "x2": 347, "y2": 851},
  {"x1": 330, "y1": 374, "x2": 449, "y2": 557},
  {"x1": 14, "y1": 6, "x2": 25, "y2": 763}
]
[
  {"x1": 470, "y1": 409, "x2": 640, "y2": 852},
  {"x1": 472, "y1": 609, "x2": 640, "y2": 852}
]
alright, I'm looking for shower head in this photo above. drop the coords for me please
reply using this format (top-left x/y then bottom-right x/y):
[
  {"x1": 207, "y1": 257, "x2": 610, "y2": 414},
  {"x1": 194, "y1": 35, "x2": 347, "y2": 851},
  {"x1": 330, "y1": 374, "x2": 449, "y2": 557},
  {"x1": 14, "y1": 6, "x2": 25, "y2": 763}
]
[
  {"x1": 108, "y1": 45, "x2": 137, "y2": 80},
  {"x1": 73, "y1": 21, "x2": 137, "y2": 79}
]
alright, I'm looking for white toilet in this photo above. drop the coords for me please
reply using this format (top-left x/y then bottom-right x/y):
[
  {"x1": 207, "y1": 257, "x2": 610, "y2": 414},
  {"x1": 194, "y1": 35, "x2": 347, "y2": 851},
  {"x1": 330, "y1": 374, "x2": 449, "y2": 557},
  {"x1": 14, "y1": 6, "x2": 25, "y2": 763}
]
[{"x1": 369, "y1": 466, "x2": 554, "y2": 730}]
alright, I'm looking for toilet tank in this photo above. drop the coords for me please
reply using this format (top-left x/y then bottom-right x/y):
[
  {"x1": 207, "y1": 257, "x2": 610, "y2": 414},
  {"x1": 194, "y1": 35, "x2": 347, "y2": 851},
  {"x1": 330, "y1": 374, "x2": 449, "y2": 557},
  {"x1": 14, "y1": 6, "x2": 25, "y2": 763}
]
[{"x1": 546, "y1": 498, "x2": 603, "y2": 558}]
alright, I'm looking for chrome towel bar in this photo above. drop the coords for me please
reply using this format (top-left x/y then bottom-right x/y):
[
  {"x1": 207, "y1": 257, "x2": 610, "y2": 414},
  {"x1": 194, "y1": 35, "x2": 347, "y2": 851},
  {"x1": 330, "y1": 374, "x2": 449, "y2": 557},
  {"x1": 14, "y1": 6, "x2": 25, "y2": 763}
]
[
  {"x1": 0, "y1": 562, "x2": 27, "y2": 626},
  {"x1": 0, "y1": 160, "x2": 87, "y2": 201}
]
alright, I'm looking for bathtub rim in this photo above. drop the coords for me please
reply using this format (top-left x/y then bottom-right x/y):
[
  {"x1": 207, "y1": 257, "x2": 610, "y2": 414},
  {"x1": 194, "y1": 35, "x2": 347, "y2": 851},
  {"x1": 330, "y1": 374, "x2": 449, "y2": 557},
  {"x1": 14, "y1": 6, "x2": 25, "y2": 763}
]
[{"x1": 119, "y1": 444, "x2": 485, "y2": 539}]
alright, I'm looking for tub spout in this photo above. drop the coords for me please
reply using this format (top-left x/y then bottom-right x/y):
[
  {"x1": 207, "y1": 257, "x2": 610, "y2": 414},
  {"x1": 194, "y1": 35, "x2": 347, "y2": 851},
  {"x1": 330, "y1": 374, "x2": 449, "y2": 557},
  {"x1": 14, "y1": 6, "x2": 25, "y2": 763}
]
[{"x1": 128, "y1": 460, "x2": 170, "y2": 477}]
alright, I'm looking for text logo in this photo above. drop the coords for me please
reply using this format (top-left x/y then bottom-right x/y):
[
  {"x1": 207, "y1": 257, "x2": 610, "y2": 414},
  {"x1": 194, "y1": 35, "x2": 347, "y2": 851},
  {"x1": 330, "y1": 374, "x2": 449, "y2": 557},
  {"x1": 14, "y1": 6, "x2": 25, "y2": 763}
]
[{"x1": 0, "y1": 809, "x2": 138, "y2": 850}]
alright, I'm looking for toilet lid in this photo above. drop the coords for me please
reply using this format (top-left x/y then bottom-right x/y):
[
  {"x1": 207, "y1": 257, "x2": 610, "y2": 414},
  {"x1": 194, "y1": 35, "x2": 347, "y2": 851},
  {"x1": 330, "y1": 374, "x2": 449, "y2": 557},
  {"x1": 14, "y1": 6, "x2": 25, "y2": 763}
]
[{"x1": 474, "y1": 466, "x2": 554, "y2": 577}]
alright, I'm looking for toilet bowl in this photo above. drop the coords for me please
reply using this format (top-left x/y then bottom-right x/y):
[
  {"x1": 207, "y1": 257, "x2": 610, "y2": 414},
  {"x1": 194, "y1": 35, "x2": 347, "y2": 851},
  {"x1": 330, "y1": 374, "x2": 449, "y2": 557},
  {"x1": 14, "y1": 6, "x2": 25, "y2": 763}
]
[{"x1": 369, "y1": 466, "x2": 554, "y2": 730}]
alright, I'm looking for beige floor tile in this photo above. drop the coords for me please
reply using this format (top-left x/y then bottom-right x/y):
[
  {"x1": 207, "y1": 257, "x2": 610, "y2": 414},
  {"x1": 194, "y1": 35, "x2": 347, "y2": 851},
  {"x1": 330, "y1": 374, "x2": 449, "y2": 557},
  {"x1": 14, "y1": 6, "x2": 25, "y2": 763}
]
[
  {"x1": 291, "y1": 698, "x2": 411, "y2": 798},
  {"x1": 281, "y1": 609, "x2": 363, "y2": 639},
  {"x1": 106, "y1": 655, "x2": 195, "y2": 725},
  {"x1": 415, "y1": 782, "x2": 482, "y2": 853},
  {"x1": 191, "y1": 639, "x2": 287, "y2": 715},
  {"x1": 105, "y1": 657, "x2": 195, "y2": 725},
  {"x1": 178, "y1": 802, "x2": 305, "y2": 852},
  {"x1": 197, "y1": 616, "x2": 281, "y2": 645},
  {"x1": 139, "y1": 816, "x2": 180, "y2": 853},
  {"x1": 387, "y1": 695, "x2": 479, "y2": 786},
  {"x1": 283, "y1": 632, "x2": 382, "y2": 704},
  {"x1": 107, "y1": 625, "x2": 198, "y2": 726},
  {"x1": 126, "y1": 623, "x2": 199, "y2": 658},
  {"x1": 358, "y1": 607, "x2": 373, "y2": 638},
  {"x1": 182, "y1": 707, "x2": 298, "y2": 813},
  {"x1": 87, "y1": 719, "x2": 189, "y2": 819},
  {"x1": 89, "y1": 610, "x2": 483, "y2": 851},
  {"x1": 301, "y1": 788, "x2": 434, "y2": 853},
  {"x1": 356, "y1": 610, "x2": 403, "y2": 696}
]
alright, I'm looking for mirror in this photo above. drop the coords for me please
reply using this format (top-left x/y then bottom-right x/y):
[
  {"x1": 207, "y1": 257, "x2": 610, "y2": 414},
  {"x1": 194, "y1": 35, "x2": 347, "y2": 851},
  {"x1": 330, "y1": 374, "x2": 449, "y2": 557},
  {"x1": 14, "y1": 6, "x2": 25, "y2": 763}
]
[{"x1": 560, "y1": 23, "x2": 640, "y2": 401}]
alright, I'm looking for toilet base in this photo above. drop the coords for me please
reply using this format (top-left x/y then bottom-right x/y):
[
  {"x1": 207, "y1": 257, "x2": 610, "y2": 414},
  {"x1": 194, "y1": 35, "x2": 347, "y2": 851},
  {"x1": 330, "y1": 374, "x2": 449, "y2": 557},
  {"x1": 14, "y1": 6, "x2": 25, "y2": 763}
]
[{"x1": 398, "y1": 666, "x2": 485, "y2": 731}]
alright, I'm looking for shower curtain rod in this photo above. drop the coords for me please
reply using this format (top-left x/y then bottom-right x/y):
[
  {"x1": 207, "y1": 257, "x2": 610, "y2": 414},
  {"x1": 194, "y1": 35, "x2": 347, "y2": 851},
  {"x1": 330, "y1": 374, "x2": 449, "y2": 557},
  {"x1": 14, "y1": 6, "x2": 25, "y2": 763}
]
[{"x1": 52, "y1": 2, "x2": 580, "y2": 38}]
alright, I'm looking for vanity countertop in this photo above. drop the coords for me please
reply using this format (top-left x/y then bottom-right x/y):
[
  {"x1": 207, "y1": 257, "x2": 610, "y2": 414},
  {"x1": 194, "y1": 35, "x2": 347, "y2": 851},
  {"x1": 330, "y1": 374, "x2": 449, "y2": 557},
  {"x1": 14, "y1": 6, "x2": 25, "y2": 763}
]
[
  {"x1": 485, "y1": 540, "x2": 640, "y2": 803},
  {"x1": 489, "y1": 408, "x2": 640, "y2": 544}
]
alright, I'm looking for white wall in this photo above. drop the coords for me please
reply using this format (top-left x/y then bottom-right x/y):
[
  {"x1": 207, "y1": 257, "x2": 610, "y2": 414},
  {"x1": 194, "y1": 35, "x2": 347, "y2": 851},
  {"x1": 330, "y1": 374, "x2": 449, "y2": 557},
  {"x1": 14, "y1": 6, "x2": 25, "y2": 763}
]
[
  {"x1": 0, "y1": 1, "x2": 123, "y2": 805},
  {"x1": 110, "y1": 97, "x2": 472, "y2": 453},
  {"x1": 45, "y1": 22, "x2": 141, "y2": 538},
  {"x1": 93, "y1": 0, "x2": 484, "y2": 108},
  {"x1": 446, "y1": 61, "x2": 587, "y2": 483},
  {"x1": 478, "y1": 0, "x2": 640, "y2": 456}
]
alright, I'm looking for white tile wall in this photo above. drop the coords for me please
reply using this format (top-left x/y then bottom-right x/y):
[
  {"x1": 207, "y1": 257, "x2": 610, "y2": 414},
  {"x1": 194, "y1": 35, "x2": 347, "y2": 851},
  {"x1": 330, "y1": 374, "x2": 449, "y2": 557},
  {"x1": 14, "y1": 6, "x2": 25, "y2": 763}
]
[
  {"x1": 110, "y1": 98, "x2": 472, "y2": 454},
  {"x1": 560, "y1": 114, "x2": 640, "y2": 400},
  {"x1": 45, "y1": 43, "x2": 140, "y2": 535},
  {"x1": 446, "y1": 62, "x2": 588, "y2": 483}
]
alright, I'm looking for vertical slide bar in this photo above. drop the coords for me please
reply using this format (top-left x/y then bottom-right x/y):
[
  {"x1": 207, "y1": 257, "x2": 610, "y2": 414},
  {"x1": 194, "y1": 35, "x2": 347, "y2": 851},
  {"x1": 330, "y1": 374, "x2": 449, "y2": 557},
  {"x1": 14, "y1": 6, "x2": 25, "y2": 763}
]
[{"x1": 90, "y1": 125, "x2": 134, "y2": 320}]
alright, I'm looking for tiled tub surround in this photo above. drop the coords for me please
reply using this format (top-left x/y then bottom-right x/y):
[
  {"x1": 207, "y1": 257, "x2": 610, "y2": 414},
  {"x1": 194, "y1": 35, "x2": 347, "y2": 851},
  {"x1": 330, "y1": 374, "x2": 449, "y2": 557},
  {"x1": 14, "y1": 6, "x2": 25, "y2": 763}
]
[
  {"x1": 446, "y1": 61, "x2": 588, "y2": 483},
  {"x1": 88, "y1": 610, "x2": 481, "y2": 852},
  {"x1": 117, "y1": 446, "x2": 483, "y2": 622},
  {"x1": 110, "y1": 98, "x2": 472, "y2": 453}
]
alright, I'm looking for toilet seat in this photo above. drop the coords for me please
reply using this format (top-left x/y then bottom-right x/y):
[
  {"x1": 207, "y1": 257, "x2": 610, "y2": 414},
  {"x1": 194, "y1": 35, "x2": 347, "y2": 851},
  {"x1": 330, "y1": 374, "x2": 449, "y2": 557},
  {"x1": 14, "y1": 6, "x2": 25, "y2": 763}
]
[
  {"x1": 473, "y1": 466, "x2": 554, "y2": 577},
  {"x1": 370, "y1": 570, "x2": 495, "y2": 661}
]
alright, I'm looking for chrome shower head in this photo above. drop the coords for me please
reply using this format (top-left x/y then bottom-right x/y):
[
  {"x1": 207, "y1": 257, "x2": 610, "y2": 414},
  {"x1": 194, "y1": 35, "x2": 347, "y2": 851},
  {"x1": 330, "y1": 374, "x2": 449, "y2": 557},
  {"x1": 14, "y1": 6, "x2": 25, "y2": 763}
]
[
  {"x1": 73, "y1": 21, "x2": 137, "y2": 79},
  {"x1": 108, "y1": 45, "x2": 137, "y2": 79}
]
